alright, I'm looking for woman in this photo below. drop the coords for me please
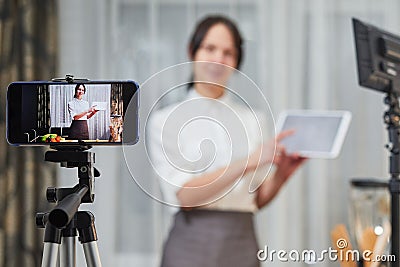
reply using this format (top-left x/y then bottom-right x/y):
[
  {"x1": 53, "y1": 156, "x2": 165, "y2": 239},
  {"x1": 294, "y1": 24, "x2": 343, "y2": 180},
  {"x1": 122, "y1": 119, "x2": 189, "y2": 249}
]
[
  {"x1": 67, "y1": 84, "x2": 98, "y2": 140},
  {"x1": 148, "y1": 15, "x2": 306, "y2": 267}
]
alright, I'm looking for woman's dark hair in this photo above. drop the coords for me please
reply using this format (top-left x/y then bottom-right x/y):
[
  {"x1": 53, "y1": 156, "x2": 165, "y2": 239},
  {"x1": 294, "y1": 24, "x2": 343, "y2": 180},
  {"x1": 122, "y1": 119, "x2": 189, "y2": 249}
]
[
  {"x1": 188, "y1": 15, "x2": 243, "y2": 70},
  {"x1": 74, "y1": 83, "x2": 86, "y2": 98}
]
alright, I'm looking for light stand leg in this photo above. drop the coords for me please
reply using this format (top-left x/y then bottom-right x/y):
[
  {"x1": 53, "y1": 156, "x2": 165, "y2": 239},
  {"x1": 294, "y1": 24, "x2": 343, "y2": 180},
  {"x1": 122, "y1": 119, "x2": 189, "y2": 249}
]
[
  {"x1": 390, "y1": 179, "x2": 400, "y2": 267},
  {"x1": 391, "y1": 196, "x2": 400, "y2": 267},
  {"x1": 41, "y1": 223, "x2": 62, "y2": 267}
]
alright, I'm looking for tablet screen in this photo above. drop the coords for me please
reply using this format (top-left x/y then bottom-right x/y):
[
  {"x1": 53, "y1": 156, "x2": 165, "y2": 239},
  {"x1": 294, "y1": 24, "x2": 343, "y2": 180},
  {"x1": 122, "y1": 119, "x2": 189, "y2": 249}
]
[{"x1": 276, "y1": 110, "x2": 351, "y2": 158}]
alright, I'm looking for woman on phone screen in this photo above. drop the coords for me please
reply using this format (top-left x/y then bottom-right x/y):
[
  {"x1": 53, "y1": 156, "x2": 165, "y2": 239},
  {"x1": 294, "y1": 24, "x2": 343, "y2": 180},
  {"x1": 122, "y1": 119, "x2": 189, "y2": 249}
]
[{"x1": 68, "y1": 84, "x2": 98, "y2": 140}]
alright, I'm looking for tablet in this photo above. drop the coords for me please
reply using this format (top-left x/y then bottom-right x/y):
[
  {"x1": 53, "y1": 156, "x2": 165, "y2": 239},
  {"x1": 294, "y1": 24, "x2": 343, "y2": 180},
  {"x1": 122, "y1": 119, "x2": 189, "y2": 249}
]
[
  {"x1": 92, "y1": 101, "x2": 107, "y2": 111},
  {"x1": 275, "y1": 110, "x2": 352, "y2": 159}
]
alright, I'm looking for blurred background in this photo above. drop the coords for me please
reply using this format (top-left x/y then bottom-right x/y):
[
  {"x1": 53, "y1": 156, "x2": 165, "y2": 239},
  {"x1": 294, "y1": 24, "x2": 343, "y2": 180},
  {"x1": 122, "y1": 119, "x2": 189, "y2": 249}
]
[{"x1": 1, "y1": 0, "x2": 400, "y2": 266}]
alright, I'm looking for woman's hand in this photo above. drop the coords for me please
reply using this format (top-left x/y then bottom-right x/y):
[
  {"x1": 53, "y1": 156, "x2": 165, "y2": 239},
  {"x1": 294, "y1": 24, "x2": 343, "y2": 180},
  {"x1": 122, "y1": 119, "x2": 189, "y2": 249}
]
[
  {"x1": 88, "y1": 106, "x2": 98, "y2": 113},
  {"x1": 255, "y1": 136, "x2": 307, "y2": 209},
  {"x1": 87, "y1": 106, "x2": 99, "y2": 119},
  {"x1": 246, "y1": 130, "x2": 296, "y2": 172},
  {"x1": 273, "y1": 147, "x2": 307, "y2": 184}
]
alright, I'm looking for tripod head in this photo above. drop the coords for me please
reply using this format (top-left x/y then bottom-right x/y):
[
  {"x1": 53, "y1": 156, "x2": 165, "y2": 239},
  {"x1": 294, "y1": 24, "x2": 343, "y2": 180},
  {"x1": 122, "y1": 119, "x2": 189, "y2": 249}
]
[
  {"x1": 36, "y1": 145, "x2": 100, "y2": 229},
  {"x1": 46, "y1": 145, "x2": 99, "y2": 203}
]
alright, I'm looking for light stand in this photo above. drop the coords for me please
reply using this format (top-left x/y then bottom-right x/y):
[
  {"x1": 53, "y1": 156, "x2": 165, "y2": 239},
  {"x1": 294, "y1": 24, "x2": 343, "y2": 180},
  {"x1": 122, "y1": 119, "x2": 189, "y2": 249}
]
[
  {"x1": 383, "y1": 92, "x2": 400, "y2": 267},
  {"x1": 352, "y1": 18, "x2": 400, "y2": 266},
  {"x1": 36, "y1": 145, "x2": 102, "y2": 267}
]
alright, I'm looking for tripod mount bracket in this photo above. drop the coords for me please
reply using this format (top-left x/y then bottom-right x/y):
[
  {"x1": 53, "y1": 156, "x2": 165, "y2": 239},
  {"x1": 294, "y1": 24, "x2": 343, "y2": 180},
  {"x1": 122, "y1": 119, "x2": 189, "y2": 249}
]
[{"x1": 45, "y1": 146, "x2": 100, "y2": 204}]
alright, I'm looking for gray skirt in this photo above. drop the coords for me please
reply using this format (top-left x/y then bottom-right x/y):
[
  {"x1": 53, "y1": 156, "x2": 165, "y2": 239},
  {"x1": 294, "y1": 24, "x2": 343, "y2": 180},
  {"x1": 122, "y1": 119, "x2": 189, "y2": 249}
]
[{"x1": 160, "y1": 209, "x2": 260, "y2": 267}]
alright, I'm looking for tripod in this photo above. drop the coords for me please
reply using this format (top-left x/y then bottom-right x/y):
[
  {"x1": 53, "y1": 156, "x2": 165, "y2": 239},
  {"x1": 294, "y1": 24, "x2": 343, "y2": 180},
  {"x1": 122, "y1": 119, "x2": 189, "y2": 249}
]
[{"x1": 36, "y1": 146, "x2": 102, "y2": 267}]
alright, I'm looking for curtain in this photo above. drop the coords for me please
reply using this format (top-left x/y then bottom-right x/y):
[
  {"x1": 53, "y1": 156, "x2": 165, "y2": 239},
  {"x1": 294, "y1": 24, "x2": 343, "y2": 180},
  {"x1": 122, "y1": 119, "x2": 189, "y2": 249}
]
[
  {"x1": 84, "y1": 84, "x2": 111, "y2": 140},
  {"x1": 0, "y1": 0, "x2": 58, "y2": 266},
  {"x1": 37, "y1": 85, "x2": 50, "y2": 130}
]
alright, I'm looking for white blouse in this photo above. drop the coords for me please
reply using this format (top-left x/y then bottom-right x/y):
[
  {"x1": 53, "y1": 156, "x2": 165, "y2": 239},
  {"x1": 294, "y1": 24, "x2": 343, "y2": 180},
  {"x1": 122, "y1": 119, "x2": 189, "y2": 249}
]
[
  {"x1": 147, "y1": 89, "x2": 271, "y2": 213},
  {"x1": 68, "y1": 98, "x2": 89, "y2": 121}
]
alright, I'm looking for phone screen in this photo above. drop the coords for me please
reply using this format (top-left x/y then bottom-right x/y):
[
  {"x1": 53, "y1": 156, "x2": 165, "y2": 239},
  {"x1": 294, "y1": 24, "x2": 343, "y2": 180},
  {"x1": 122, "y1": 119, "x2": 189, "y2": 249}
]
[{"x1": 7, "y1": 81, "x2": 139, "y2": 146}]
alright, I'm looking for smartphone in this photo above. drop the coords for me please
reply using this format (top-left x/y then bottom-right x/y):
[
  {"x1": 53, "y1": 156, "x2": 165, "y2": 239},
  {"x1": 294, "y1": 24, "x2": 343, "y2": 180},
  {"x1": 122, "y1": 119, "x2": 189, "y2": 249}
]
[{"x1": 7, "y1": 80, "x2": 139, "y2": 146}]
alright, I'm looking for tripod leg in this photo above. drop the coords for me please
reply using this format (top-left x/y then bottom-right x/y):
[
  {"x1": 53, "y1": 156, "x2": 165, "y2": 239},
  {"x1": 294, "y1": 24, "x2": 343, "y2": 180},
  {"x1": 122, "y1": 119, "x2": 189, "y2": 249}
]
[
  {"x1": 42, "y1": 243, "x2": 60, "y2": 267},
  {"x1": 83, "y1": 242, "x2": 102, "y2": 267},
  {"x1": 41, "y1": 223, "x2": 62, "y2": 267},
  {"x1": 60, "y1": 236, "x2": 76, "y2": 267},
  {"x1": 77, "y1": 211, "x2": 102, "y2": 267},
  {"x1": 60, "y1": 227, "x2": 77, "y2": 267}
]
